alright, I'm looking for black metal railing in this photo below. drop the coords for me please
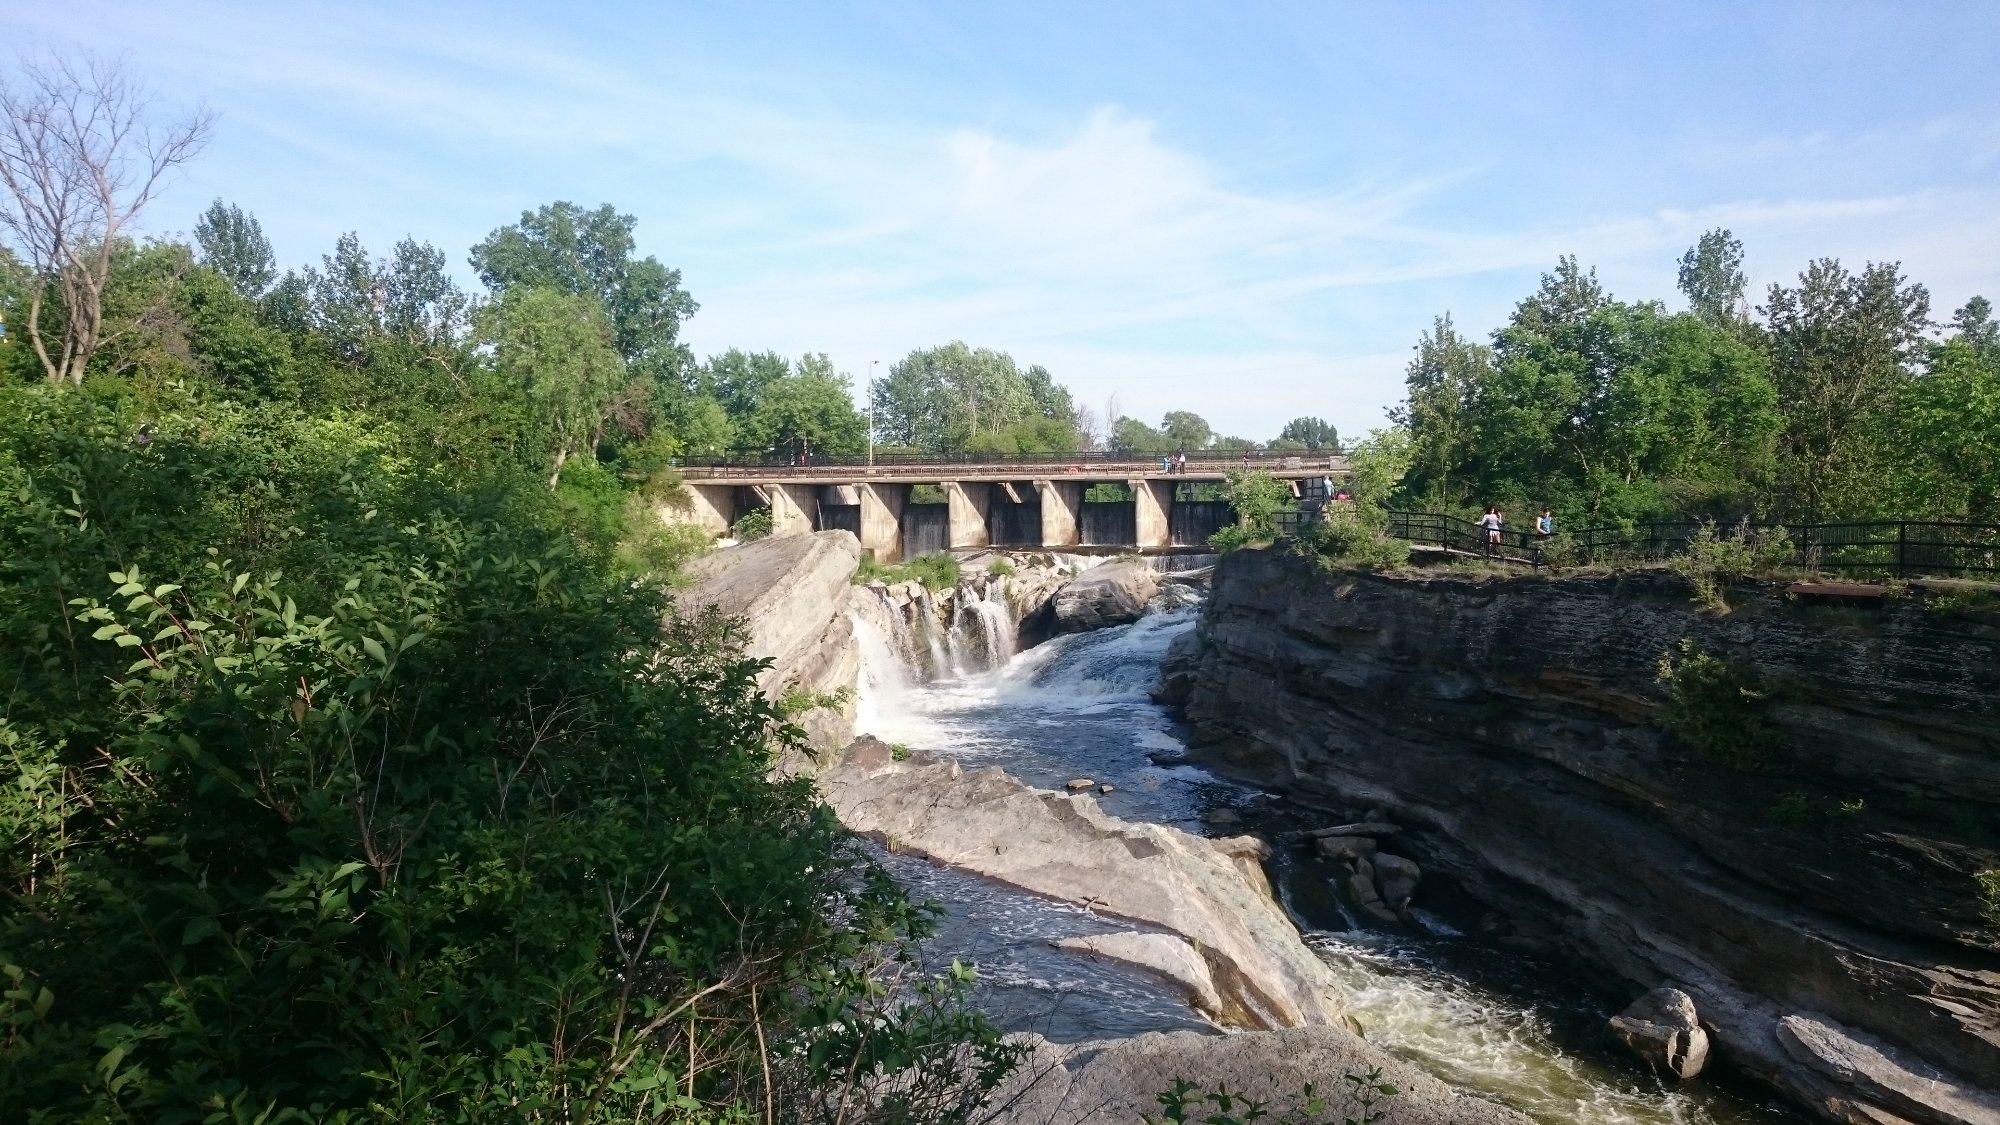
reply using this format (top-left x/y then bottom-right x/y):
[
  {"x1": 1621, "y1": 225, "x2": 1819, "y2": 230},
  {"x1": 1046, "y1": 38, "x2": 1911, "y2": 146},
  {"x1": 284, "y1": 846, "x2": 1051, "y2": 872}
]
[
  {"x1": 1369, "y1": 511, "x2": 2000, "y2": 577},
  {"x1": 676, "y1": 449, "x2": 1348, "y2": 476}
]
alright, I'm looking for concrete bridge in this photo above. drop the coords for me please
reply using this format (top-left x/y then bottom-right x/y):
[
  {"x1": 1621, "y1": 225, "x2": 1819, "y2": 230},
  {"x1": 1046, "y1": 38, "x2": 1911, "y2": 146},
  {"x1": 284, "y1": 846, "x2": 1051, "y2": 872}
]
[{"x1": 671, "y1": 453, "x2": 1349, "y2": 561}]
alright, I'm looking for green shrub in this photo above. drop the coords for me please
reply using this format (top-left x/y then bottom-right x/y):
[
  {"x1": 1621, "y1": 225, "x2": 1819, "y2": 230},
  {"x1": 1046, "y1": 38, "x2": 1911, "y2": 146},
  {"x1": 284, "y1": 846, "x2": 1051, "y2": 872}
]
[
  {"x1": 1669, "y1": 520, "x2": 1794, "y2": 611},
  {"x1": 732, "y1": 506, "x2": 774, "y2": 540},
  {"x1": 986, "y1": 556, "x2": 1015, "y2": 577},
  {"x1": 1978, "y1": 870, "x2": 2000, "y2": 932},
  {"x1": 1144, "y1": 1067, "x2": 1399, "y2": 1124},
  {"x1": 1294, "y1": 506, "x2": 1409, "y2": 571},
  {"x1": 1209, "y1": 524, "x2": 1257, "y2": 552},
  {"x1": 1769, "y1": 792, "x2": 1815, "y2": 825},
  {"x1": 1654, "y1": 637, "x2": 1779, "y2": 767},
  {"x1": 856, "y1": 552, "x2": 960, "y2": 591}
]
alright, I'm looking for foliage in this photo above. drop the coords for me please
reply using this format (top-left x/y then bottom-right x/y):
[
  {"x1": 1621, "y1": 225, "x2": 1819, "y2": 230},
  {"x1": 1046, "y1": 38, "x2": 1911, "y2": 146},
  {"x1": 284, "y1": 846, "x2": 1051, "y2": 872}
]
[
  {"x1": 1161, "y1": 410, "x2": 1213, "y2": 450},
  {"x1": 0, "y1": 379, "x2": 1024, "y2": 1120},
  {"x1": 479, "y1": 285, "x2": 625, "y2": 482},
  {"x1": 732, "y1": 507, "x2": 775, "y2": 541},
  {"x1": 737, "y1": 357, "x2": 869, "y2": 458},
  {"x1": 1143, "y1": 1068, "x2": 1399, "y2": 1125},
  {"x1": 1277, "y1": 416, "x2": 1340, "y2": 451},
  {"x1": 193, "y1": 199, "x2": 276, "y2": 299},
  {"x1": 870, "y1": 342, "x2": 1077, "y2": 453},
  {"x1": 1295, "y1": 505, "x2": 1409, "y2": 571},
  {"x1": 1219, "y1": 470, "x2": 1294, "y2": 541},
  {"x1": 1978, "y1": 870, "x2": 2000, "y2": 932},
  {"x1": 1667, "y1": 521, "x2": 1795, "y2": 611},
  {"x1": 986, "y1": 557, "x2": 1015, "y2": 576},
  {"x1": 857, "y1": 552, "x2": 961, "y2": 592},
  {"x1": 1677, "y1": 227, "x2": 1747, "y2": 325},
  {"x1": 1654, "y1": 638, "x2": 1779, "y2": 767}
]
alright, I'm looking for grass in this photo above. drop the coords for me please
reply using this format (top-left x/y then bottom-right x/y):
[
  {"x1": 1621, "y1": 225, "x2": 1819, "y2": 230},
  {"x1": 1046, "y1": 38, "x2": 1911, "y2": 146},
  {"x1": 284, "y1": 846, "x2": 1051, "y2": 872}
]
[{"x1": 856, "y1": 552, "x2": 962, "y2": 591}]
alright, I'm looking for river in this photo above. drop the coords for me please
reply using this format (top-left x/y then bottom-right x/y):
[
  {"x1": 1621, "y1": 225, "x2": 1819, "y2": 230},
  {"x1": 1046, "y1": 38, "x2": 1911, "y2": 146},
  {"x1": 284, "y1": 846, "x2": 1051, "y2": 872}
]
[{"x1": 851, "y1": 592, "x2": 1800, "y2": 1125}]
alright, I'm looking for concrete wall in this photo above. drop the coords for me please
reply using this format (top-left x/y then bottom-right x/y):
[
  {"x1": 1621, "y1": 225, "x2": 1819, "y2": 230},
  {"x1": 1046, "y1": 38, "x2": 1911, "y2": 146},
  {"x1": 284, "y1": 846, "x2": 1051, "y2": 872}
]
[
  {"x1": 1037, "y1": 479, "x2": 1082, "y2": 547},
  {"x1": 668, "y1": 484, "x2": 737, "y2": 536},
  {"x1": 766, "y1": 484, "x2": 818, "y2": 538},
  {"x1": 944, "y1": 481, "x2": 991, "y2": 549},
  {"x1": 857, "y1": 482, "x2": 908, "y2": 562},
  {"x1": 1132, "y1": 479, "x2": 1173, "y2": 548}
]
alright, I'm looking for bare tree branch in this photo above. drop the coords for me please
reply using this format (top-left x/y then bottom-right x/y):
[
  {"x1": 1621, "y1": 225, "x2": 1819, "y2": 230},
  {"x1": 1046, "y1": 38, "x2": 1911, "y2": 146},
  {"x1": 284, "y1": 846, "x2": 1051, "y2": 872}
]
[{"x1": 0, "y1": 52, "x2": 212, "y2": 384}]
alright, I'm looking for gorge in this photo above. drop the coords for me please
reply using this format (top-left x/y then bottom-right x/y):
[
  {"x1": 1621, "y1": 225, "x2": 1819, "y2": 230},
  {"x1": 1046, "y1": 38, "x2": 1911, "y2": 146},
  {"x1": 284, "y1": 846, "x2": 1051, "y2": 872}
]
[{"x1": 676, "y1": 530, "x2": 1996, "y2": 1123}]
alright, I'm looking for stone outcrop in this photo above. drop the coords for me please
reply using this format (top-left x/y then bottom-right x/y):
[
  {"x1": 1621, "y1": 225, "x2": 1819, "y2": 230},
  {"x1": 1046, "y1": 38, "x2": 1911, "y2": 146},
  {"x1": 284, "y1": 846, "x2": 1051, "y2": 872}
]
[
  {"x1": 1048, "y1": 556, "x2": 1159, "y2": 633},
  {"x1": 1052, "y1": 932, "x2": 1225, "y2": 1017},
  {"x1": 985, "y1": 1027, "x2": 1527, "y2": 1125},
  {"x1": 1164, "y1": 549, "x2": 2000, "y2": 1122},
  {"x1": 1610, "y1": 987, "x2": 1711, "y2": 1079},
  {"x1": 820, "y1": 746, "x2": 1347, "y2": 1030},
  {"x1": 675, "y1": 531, "x2": 863, "y2": 762}
]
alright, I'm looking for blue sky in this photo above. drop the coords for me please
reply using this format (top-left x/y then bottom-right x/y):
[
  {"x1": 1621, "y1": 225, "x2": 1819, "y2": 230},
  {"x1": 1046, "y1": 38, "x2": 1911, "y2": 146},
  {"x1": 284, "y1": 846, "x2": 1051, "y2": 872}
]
[{"x1": 7, "y1": 1, "x2": 1999, "y2": 439}]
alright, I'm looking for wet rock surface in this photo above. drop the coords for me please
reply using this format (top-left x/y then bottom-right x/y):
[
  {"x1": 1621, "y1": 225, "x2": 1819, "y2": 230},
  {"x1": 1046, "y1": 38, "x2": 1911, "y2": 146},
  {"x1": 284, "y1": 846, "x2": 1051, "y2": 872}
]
[
  {"x1": 1165, "y1": 549, "x2": 2000, "y2": 1122},
  {"x1": 1611, "y1": 987, "x2": 1712, "y2": 1080},
  {"x1": 1049, "y1": 556, "x2": 1160, "y2": 633}
]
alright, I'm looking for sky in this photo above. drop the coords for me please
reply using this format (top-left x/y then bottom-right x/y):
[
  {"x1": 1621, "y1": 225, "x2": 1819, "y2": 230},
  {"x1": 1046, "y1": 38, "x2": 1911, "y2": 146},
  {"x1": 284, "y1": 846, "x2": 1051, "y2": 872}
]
[{"x1": 5, "y1": 1, "x2": 1999, "y2": 440}]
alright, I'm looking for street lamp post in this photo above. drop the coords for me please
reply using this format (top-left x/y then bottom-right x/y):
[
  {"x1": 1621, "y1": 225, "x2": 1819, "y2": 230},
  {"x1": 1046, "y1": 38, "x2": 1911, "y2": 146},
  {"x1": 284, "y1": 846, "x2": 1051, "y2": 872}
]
[{"x1": 867, "y1": 359, "x2": 878, "y2": 467}]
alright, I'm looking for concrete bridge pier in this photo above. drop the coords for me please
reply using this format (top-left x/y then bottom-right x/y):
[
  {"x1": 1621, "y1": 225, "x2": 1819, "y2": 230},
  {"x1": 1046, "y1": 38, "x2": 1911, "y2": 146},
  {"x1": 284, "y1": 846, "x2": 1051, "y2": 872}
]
[
  {"x1": 1132, "y1": 479, "x2": 1173, "y2": 549},
  {"x1": 945, "y1": 481, "x2": 991, "y2": 549},
  {"x1": 756, "y1": 484, "x2": 818, "y2": 538},
  {"x1": 679, "y1": 484, "x2": 737, "y2": 536},
  {"x1": 1037, "y1": 479, "x2": 1081, "y2": 547},
  {"x1": 857, "y1": 482, "x2": 907, "y2": 562}
]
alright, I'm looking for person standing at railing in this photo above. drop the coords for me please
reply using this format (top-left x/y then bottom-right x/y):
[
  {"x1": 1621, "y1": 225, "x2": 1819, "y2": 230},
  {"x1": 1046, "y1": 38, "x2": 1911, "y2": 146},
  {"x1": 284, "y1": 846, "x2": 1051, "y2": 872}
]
[
  {"x1": 1478, "y1": 506, "x2": 1503, "y2": 554},
  {"x1": 1536, "y1": 508, "x2": 1554, "y2": 541}
]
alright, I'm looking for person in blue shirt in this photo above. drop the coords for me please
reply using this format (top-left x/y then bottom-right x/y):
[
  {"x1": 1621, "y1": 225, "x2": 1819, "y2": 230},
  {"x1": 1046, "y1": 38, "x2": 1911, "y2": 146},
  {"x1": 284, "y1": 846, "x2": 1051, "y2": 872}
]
[{"x1": 1536, "y1": 508, "x2": 1554, "y2": 540}]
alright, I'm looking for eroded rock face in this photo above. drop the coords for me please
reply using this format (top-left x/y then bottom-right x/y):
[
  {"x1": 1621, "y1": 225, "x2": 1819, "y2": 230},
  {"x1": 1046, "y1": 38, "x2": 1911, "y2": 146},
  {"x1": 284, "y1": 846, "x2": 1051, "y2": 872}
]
[
  {"x1": 820, "y1": 747, "x2": 1347, "y2": 1030},
  {"x1": 675, "y1": 531, "x2": 862, "y2": 763},
  {"x1": 1166, "y1": 550, "x2": 2000, "y2": 1122},
  {"x1": 986, "y1": 1027, "x2": 1528, "y2": 1125},
  {"x1": 1610, "y1": 987, "x2": 1710, "y2": 1079},
  {"x1": 1050, "y1": 556, "x2": 1160, "y2": 633}
]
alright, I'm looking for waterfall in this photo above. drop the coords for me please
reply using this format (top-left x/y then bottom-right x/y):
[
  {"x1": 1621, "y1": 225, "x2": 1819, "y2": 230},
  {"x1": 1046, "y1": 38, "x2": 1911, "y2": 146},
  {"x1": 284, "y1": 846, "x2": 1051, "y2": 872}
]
[{"x1": 854, "y1": 562, "x2": 1043, "y2": 684}]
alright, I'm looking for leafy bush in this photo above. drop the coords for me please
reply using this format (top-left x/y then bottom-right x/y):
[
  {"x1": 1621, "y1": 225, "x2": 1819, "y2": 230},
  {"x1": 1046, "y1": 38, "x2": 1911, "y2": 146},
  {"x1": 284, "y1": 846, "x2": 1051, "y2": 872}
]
[
  {"x1": 1294, "y1": 506, "x2": 1409, "y2": 571},
  {"x1": 1209, "y1": 524, "x2": 1257, "y2": 552},
  {"x1": 1978, "y1": 870, "x2": 2000, "y2": 932},
  {"x1": 985, "y1": 556, "x2": 1015, "y2": 577},
  {"x1": 1654, "y1": 637, "x2": 1779, "y2": 767},
  {"x1": 0, "y1": 385, "x2": 1013, "y2": 1121},
  {"x1": 1669, "y1": 520, "x2": 1794, "y2": 611},
  {"x1": 732, "y1": 506, "x2": 775, "y2": 540}
]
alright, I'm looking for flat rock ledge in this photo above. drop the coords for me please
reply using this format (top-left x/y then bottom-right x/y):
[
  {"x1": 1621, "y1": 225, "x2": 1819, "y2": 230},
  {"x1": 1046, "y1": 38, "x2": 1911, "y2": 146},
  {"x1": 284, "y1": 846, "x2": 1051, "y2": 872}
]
[
  {"x1": 983, "y1": 1028, "x2": 1527, "y2": 1125},
  {"x1": 822, "y1": 746, "x2": 1346, "y2": 1030}
]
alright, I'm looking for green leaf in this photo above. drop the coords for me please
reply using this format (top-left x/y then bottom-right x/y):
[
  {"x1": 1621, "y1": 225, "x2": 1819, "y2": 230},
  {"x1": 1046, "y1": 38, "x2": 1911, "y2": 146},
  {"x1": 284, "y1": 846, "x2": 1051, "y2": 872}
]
[
  {"x1": 181, "y1": 917, "x2": 220, "y2": 945},
  {"x1": 361, "y1": 636, "x2": 388, "y2": 665}
]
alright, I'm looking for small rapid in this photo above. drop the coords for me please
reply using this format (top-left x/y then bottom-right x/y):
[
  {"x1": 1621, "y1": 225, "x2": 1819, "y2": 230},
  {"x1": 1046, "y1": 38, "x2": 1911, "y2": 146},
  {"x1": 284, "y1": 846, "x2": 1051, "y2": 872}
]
[{"x1": 850, "y1": 573, "x2": 1796, "y2": 1124}]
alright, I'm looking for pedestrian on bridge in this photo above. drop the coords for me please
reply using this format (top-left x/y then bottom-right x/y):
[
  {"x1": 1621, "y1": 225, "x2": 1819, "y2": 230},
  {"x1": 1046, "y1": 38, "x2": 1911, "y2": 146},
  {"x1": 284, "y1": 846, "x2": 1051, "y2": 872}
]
[
  {"x1": 1479, "y1": 506, "x2": 1504, "y2": 554},
  {"x1": 1160, "y1": 454, "x2": 1171, "y2": 474}
]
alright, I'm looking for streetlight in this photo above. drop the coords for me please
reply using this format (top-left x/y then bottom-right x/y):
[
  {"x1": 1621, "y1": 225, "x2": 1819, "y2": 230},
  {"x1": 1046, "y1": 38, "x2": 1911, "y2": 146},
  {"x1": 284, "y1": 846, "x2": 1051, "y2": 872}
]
[{"x1": 867, "y1": 359, "x2": 879, "y2": 467}]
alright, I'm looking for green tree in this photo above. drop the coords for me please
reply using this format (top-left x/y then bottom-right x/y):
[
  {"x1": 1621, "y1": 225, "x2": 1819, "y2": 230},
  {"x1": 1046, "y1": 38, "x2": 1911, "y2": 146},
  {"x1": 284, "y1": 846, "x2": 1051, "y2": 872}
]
[
  {"x1": 470, "y1": 201, "x2": 698, "y2": 382},
  {"x1": 1211, "y1": 435, "x2": 1261, "y2": 451},
  {"x1": 1678, "y1": 228, "x2": 1747, "y2": 325},
  {"x1": 193, "y1": 199, "x2": 276, "y2": 299},
  {"x1": 870, "y1": 341, "x2": 1064, "y2": 452},
  {"x1": 1761, "y1": 259, "x2": 1930, "y2": 518},
  {"x1": 739, "y1": 355, "x2": 868, "y2": 458},
  {"x1": 1110, "y1": 414, "x2": 1168, "y2": 453},
  {"x1": 1895, "y1": 337, "x2": 2000, "y2": 520},
  {"x1": 1276, "y1": 416, "x2": 1340, "y2": 451},
  {"x1": 1949, "y1": 296, "x2": 1997, "y2": 357},
  {"x1": 1161, "y1": 410, "x2": 1213, "y2": 450},
  {"x1": 705, "y1": 347, "x2": 794, "y2": 420},
  {"x1": 478, "y1": 286, "x2": 625, "y2": 484}
]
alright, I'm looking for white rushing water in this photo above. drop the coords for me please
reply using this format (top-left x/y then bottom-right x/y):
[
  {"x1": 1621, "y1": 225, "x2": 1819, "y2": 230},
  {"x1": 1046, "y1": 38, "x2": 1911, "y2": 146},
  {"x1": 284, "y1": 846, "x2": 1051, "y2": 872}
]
[{"x1": 850, "y1": 578, "x2": 1793, "y2": 1124}]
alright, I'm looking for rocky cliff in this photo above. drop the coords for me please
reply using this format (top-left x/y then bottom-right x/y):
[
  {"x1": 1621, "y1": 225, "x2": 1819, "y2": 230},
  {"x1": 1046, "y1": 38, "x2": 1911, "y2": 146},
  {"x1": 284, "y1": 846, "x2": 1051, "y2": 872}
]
[{"x1": 1163, "y1": 550, "x2": 2000, "y2": 1124}]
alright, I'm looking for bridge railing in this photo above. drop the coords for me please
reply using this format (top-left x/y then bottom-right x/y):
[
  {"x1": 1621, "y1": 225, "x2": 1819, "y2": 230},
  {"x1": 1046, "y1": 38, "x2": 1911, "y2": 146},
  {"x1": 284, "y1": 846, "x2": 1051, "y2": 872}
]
[
  {"x1": 675, "y1": 449, "x2": 1348, "y2": 478},
  {"x1": 1367, "y1": 511, "x2": 2000, "y2": 577}
]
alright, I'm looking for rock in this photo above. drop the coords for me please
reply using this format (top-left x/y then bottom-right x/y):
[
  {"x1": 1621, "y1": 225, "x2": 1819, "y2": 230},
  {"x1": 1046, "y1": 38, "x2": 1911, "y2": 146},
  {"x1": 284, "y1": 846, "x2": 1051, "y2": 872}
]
[
  {"x1": 1308, "y1": 821, "x2": 1402, "y2": 838},
  {"x1": 1050, "y1": 556, "x2": 1161, "y2": 633},
  {"x1": 1775, "y1": 1013, "x2": 2000, "y2": 1125},
  {"x1": 675, "y1": 531, "x2": 861, "y2": 762},
  {"x1": 988, "y1": 1028, "x2": 1529, "y2": 1124},
  {"x1": 1098, "y1": 784, "x2": 1115, "y2": 794},
  {"x1": 1316, "y1": 834, "x2": 1377, "y2": 864},
  {"x1": 837, "y1": 735, "x2": 895, "y2": 772},
  {"x1": 1345, "y1": 857, "x2": 1400, "y2": 924},
  {"x1": 1205, "y1": 806, "x2": 1242, "y2": 828},
  {"x1": 1053, "y1": 932, "x2": 1225, "y2": 1018},
  {"x1": 1066, "y1": 778, "x2": 1095, "y2": 791},
  {"x1": 1146, "y1": 746, "x2": 1189, "y2": 766},
  {"x1": 1168, "y1": 548, "x2": 2000, "y2": 1118},
  {"x1": 820, "y1": 754, "x2": 1347, "y2": 1029},
  {"x1": 1373, "y1": 853, "x2": 1422, "y2": 912},
  {"x1": 1609, "y1": 987, "x2": 1710, "y2": 1080}
]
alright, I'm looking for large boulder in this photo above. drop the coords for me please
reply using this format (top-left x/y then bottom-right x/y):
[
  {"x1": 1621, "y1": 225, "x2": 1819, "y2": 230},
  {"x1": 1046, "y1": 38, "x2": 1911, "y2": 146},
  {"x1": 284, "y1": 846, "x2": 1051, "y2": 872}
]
[
  {"x1": 1050, "y1": 556, "x2": 1160, "y2": 633},
  {"x1": 675, "y1": 531, "x2": 861, "y2": 763},
  {"x1": 821, "y1": 752, "x2": 1346, "y2": 1030},
  {"x1": 1609, "y1": 987, "x2": 1710, "y2": 1079},
  {"x1": 987, "y1": 1028, "x2": 1528, "y2": 1124}
]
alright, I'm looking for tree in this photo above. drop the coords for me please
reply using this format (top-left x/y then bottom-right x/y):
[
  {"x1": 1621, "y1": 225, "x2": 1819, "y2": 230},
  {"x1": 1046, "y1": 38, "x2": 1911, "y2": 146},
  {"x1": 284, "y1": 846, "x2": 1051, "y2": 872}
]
[
  {"x1": 1276, "y1": 416, "x2": 1340, "y2": 451},
  {"x1": 738, "y1": 354, "x2": 868, "y2": 458},
  {"x1": 1392, "y1": 314, "x2": 1492, "y2": 506},
  {"x1": 1109, "y1": 414, "x2": 1167, "y2": 453},
  {"x1": 193, "y1": 199, "x2": 275, "y2": 299},
  {"x1": 1678, "y1": 228, "x2": 1747, "y2": 324},
  {"x1": 1761, "y1": 259, "x2": 1930, "y2": 518},
  {"x1": 477, "y1": 286, "x2": 625, "y2": 484},
  {"x1": 1210, "y1": 435, "x2": 1261, "y2": 451},
  {"x1": 0, "y1": 54, "x2": 212, "y2": 384},
  {"x1": 704, "y1": 348, "x2": 793, "y2": 421},
  {"x1": 870, "y1": 342, "x2": 1060, "y2": 453},
  {"x1": 1949, "y1": 296, "x2": 1997, "y2": 357},
  {"x1": 470, "y1": 201, "x2": 697, "y2": 382},
  {"x1": 1160, "y1": 410, "x2": 1213, "y2": 450},
  {"x1": 1895, "y1": 338, "x2": 2000, "y2": 521}
]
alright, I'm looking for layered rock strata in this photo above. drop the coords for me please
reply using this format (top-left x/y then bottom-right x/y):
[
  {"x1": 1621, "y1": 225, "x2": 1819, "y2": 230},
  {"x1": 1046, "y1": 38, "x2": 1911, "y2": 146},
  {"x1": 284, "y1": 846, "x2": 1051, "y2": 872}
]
[{"x1": 1163, "y1": 550, "x2": 2000, "y2": 1124}]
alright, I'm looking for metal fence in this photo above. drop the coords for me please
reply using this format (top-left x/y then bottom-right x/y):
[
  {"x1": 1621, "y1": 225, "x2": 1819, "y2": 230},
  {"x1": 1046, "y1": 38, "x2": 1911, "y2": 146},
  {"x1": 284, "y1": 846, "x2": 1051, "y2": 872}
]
[{"x1": 1377, "y1": 511, "x2": 2000, "y2": 577}]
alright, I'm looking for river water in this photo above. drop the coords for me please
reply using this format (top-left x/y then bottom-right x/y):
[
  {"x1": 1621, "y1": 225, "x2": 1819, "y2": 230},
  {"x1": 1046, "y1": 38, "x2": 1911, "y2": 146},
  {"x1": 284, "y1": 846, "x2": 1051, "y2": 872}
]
[{"x1": 852, "y1": 596, "x2": 1799, "y2": 1125}]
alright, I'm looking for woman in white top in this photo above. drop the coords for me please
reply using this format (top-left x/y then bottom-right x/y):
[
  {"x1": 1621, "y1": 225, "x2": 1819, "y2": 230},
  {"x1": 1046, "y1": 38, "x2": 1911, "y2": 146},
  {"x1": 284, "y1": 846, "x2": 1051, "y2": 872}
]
[{"x1": 1478, "y1": 506, "x2": 1503, "y2": 552}]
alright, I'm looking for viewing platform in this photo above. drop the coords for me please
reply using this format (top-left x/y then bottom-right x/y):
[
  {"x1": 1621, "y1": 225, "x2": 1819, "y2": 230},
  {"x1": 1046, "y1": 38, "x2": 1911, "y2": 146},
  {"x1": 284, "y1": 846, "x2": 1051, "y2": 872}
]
[{"x1": 668, "y1": 451, "x2": 1350, "y2": 560}]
